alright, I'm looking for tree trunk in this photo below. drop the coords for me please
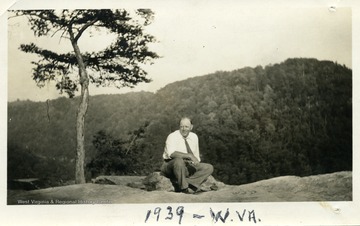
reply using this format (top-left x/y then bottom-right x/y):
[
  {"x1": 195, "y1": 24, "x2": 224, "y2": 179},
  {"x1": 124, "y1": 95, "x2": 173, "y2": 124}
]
[
  {"x1": 75, "y1": 81, "x2": 89, "y2": 184},
  {"x1": 69, "y1": 29, "x2": 89, "y2": 184}
]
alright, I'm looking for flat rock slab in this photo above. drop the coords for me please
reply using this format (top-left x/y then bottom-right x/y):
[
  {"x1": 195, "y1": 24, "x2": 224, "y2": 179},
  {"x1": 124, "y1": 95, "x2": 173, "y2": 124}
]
[{"x1": 7, "y1": 171, "x2": 352, "y2": 204}]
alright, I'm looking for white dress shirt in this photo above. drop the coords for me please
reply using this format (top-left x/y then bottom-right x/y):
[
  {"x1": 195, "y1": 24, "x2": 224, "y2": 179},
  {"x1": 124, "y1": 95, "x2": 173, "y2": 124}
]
[{"x1": 163, "y1": 130, "x2": 201, "y2": 161}]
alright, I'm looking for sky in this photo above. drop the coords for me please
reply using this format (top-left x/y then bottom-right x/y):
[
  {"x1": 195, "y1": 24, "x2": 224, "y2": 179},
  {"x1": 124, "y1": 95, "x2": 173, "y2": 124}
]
[{"x1": 5, "y1": 2, "x2": 352, "y2": 102}]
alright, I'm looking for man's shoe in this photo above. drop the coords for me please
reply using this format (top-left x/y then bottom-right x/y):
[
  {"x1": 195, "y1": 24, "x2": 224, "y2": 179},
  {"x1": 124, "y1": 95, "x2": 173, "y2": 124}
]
[
  {"x1": 188, "y1": 184, "x2": 206, "y2": 194},
  {"x1": 180, "y1": 188, "x2": 192, "y2": 194},
  {"x1": 188, "y1": 184, "x2": 198, "y2": 192},
  {"x1": 193, "y1": 188, "x2": 206, "y2": 194}
]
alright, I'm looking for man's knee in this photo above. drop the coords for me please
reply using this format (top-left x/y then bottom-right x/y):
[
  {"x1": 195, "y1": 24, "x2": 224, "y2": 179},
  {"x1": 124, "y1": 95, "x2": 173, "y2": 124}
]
[
  {"x1": 172, "y1": 158, "x2": 186, "y2": 168},
  {"x1": 198, "y1": 163, "x2": 214, "y2": 174},
  {"x1": 206, "y1": 163, "x2": 214, "y2": 174}
]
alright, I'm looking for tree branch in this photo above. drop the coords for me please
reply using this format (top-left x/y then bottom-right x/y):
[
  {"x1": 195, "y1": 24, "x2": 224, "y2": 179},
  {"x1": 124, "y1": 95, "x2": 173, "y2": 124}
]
[
  {"x1": 51, "y1": 25, "x2": 66, "y2": 38},
  {"x1": 59, "y1": 29, "x2": 69, "y2": 42},
  {"x1": 74, "y1": 17, "x2": 99, "y2": 42}
]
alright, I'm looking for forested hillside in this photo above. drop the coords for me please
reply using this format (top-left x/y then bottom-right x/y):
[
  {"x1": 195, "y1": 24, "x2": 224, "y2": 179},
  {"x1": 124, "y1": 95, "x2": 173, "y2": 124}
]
[{"x1": 8, "y1": 58, "x2": 352, "y2": 186}]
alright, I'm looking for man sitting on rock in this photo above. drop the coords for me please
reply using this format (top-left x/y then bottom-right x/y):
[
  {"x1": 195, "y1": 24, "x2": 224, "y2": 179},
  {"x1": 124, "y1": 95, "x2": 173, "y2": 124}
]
[{"x1": 161, "y1": 117, "x2": 214, "y2": 194}]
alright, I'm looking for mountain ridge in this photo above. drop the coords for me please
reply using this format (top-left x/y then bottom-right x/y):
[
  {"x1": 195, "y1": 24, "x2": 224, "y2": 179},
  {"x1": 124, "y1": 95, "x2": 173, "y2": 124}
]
[{"x1": 7, "y1": 58, "x2": 352, "y2": 186}]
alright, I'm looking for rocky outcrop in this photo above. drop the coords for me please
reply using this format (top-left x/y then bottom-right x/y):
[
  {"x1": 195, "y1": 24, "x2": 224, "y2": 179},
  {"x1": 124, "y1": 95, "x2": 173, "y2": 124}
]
[
  {"x1": 92, "y1": 172, "x2": 225, "y2": 192},
  {"x1": 7, "y1": 171, "x2": 352, "y2": 204}
]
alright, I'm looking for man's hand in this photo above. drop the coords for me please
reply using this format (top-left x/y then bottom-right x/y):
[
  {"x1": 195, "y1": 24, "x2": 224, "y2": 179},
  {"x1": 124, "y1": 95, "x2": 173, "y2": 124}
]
[
  {"x1": 170, "y1": 151, "x2": 200, "y2": 165},
  {"x1": 187, "y1": 154, "x2": 200, "y2": 165}
]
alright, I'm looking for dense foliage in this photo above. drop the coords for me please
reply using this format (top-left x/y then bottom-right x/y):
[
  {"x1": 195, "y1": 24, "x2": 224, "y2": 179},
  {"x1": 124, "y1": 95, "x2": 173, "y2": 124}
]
[
  {"x1": 87, "y1": 123, "x2": 149, "y2": 177},
  {"x1": 8, "y1": 58, "x2": 352, "y2": 186}
]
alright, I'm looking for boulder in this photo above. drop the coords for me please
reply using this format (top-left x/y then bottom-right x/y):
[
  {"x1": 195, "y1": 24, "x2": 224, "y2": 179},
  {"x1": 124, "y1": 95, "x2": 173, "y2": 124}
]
[
  {"x1": 200, "y1": 175, "x2": 226, "y2": 191},
  {"x1": 142, "y1": 172, "x2": 174, "y2": 191},
  {"x1": 142, "y1": 172, "x2": 225, "y2": 192}
]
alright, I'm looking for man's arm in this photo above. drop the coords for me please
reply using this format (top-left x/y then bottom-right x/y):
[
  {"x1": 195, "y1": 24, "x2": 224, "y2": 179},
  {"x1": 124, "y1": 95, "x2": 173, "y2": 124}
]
[{"x1": 170, "y1": 151, "x2": 200, "y2": 164}]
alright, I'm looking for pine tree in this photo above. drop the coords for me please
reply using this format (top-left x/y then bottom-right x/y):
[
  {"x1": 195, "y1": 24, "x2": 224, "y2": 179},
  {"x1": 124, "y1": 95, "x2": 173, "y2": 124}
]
[{"x1": 11, "y1": 9, "x2": 159, "y2": 183}]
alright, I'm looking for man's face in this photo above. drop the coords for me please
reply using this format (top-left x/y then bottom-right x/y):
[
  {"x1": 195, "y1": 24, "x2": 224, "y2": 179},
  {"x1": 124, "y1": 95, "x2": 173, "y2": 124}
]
[{"x1": 179, "y1": 119, "x2": 193, "y2": 138}]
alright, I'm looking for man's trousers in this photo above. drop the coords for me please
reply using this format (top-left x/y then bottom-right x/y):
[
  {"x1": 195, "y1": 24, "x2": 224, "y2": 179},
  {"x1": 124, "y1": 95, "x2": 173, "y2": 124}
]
[{"x1": 161, "y1": 157, "x2": 214, "y2": 191}]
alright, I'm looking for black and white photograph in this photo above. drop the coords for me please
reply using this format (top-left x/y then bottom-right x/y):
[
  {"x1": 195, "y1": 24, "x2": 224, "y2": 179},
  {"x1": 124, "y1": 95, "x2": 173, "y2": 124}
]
[{"x1": 1, "y1": 0, "x2": 359, "y2": 225}]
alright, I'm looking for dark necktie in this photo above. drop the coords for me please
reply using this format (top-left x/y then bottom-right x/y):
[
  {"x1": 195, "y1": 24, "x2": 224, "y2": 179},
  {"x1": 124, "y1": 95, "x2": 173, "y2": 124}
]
[{"x1": 184, "y1": 138, "x2": 194, "y2": 155}]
